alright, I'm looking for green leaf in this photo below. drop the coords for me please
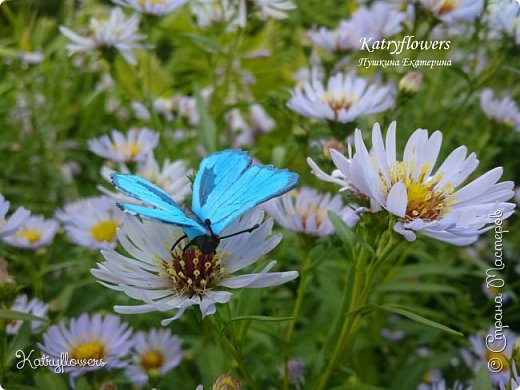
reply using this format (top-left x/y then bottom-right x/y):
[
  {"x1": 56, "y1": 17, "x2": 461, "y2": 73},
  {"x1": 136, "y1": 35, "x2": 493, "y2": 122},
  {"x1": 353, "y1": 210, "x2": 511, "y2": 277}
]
[
  {"x1": 377, "y1": 304, "x2": 463, "y2": 336},
  {"x1": 33, "y1": 371, "x2": 68, "y2": 390},
  {"x1": 473, "y1": 365, "x2": 493, "y2": 390},
  {"x1": 330, "y1": 385, "x2": 385, "y2": 390},
  {"x1": 0, "y1": 309, "x2": 47, "y2": 323},
  {"x1": 227, "y1": 315, "x2": 293, "y2": 323},
  {"x1": 376, "y1": 282, "x2": 458, "y2": 294},
  {"x1": 328, "y1": 211, "x2": 356, "y2": 256},
  {"x1": 395, "y1": 264, "x2": 466, "y2": 279},
  {"x1": 177, "y1": 32, "x2": 223, "y2": 53},
  {"x1": 195, "y1": 86, "x2": 218, "y2": 152}
]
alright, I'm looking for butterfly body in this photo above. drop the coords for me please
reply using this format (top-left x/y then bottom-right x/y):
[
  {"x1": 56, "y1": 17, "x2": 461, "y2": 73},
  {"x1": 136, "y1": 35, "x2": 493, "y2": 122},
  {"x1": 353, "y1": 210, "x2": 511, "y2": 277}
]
[{"x1": 112, "y1": 149, "x2": 299, "y2": 253}]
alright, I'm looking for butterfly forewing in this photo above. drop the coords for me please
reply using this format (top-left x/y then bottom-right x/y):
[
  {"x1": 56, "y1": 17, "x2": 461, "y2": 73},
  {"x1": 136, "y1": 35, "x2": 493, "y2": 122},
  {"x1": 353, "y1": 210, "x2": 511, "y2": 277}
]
[
  {"x1": 192, "y1": 150, "x2": 252, "y2": 214},
  {"x1": 192, "y1": 152, "x2": 299, "y2": 235},
  {"x1": 112, "y1": 173, "x2": 207, "y2": 236}
]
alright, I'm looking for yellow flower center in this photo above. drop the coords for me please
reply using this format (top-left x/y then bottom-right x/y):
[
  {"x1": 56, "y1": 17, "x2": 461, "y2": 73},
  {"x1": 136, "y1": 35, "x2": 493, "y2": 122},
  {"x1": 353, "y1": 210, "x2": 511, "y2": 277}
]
[
  {"x1": 421, "y1": 372, "x2": 432, "y2": 383},
  {"x1": 321, "y1": 92, "x2": 358, "y2": 120},
  {"x1": 503, "y1": 117, "x2": 516, "y2": 128},
  {"x1": 438, "y1": 0, "x2": 457, "y2": 14},
  {"x1": 138, "y1": 0, "x2": 166, "y2": 5},
  {"x1": 112, "y1": 142, "x2": 142, "y2": 161},
  {"x1": 16, "y1": 228, "x2": 42, "y2": 243},
  {"x1": 90, "y1": 220, "x2": 119, "y2": 242},
  {"x1": 300, "y1": 204, "x2": 326, "y2": 230},
  {"x1": 140, "y1": 350, "x2": 164, "y2": 371},
  {"x1": 164, "y1": 244, "x2": 225, "y2": 297},
  {"x1": 486, "y1": 350, "x2": 510, "y2": 373},
  {"x1": 383, "y1": 161, "x2": 455, "y2": 221},
  {"x1": 71, "y1": 341, "x2": 105, "y2": 361}
]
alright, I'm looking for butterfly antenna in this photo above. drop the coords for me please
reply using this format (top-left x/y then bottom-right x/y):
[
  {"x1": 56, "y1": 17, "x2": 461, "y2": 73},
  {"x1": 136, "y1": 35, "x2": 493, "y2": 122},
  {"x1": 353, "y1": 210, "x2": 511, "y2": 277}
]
[
  {"x1": 219, "y1": 224, "x2": 260, "y2": 240},
  {"x1": 171, "y1": 234, "x2": 187, "y2": 251}
]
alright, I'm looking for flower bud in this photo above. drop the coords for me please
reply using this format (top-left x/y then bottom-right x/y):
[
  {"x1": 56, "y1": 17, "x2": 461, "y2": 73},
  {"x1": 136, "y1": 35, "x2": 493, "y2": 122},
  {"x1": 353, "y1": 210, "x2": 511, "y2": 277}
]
[
  {"x1": 212, "y1": 373, "x2": 241, "y2": 390},
  {"x1": 399, "y1": 72, "x2": 423, "y2": 94},
  {"x1": 0, "y1": 258, "x2": 17, "y2": 306}
]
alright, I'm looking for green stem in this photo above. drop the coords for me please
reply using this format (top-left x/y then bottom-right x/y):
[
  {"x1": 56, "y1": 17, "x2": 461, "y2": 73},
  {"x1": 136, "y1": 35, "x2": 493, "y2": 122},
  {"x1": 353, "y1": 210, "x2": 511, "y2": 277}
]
[
  {"x1": 283, "y1": 248, "x2": 312, "y2": 390},
  {"x1": 0, "y1": 322, "x2": 6, "y2": 383},
  {"x1": 316, "y1": 225, "x2": 399, "y2": 389},
  {"x1": 316, "y1": 250, "x2": 369, "y2": 390},
  {"x1": 208, "y1": 316, "x2": 258, "y2": 390}
]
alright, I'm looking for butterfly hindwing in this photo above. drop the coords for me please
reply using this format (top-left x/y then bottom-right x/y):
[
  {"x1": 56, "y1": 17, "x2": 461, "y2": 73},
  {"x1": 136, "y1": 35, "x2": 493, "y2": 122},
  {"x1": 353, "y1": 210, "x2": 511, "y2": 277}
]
[
  {"x1": 192, "y1": 150, "x2": 299, "y2": 235},
  {"x1": 112, "y1": 173, "x2": 207, "y2": 235}
]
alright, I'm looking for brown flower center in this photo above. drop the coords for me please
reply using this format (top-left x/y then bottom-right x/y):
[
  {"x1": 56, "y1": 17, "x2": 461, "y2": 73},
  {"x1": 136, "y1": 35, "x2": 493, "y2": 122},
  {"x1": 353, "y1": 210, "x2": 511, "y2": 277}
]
[{"x1": 164, "y1": 245, "x2": 225, "y2": 296}]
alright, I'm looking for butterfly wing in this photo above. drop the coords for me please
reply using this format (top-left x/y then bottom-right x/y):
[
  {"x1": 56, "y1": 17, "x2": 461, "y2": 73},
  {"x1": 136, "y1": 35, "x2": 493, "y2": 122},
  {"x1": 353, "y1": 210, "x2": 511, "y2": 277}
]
[
  {"x1": 112, "y1": 173, "x2": 207, "y2": 237},
  {"x1": 192, "y1": 150, "x2": 299, "y2": 235}
]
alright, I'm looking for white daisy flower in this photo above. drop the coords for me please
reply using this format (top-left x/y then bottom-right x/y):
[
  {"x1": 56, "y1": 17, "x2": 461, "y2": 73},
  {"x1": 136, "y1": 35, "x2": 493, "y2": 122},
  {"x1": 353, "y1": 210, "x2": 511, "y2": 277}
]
[
  {"x1": 482, "y1": 281, "x2": 509, "y2": 302},
  {"x1": 59, "y1": 7, "x2": 146, "y2": 65},
  {"x1": 480, "y1": 89, "x2": 520, "y2": 131},
  {"x1": 125, "y1": 328, "x2": 183, "y2": 386},
  {"x1": 190, "y1": 0, "x2": 241, "y2": 29},
  {"x1": 91, "y1": 210, "x2": 298, "y2": 324},
  {"x1": 112, "y1": 0, "x2": 188, "y2": 15},
  {"x1": 56, "y1": 196, "x2": 124, "y2": 250},
  {"x1": 6, "y1": 294, "x2": 48, "y2": 335},
  {"x1": 488, "y1": 0, "x2": 520, "y2": 44},
  {"x1": 308, "y1": 3, "x2": 405, "y2": 52},
  {"x1": 347, "y1": 2, "x2": 405, "y2": 44},
  {"x1": 131, "y1": 101, "x2": 151, "y2": 120},
  {"x1": 287, "y1": 72, "x2": 395, "y2": 123},
  {"x1": 3, "y1": 215, "x2": 59, "y2": 249},
  {"x1": 254, "y1": 0, "x2": 297, "y2": 20},
  {"x1": 263, "y1": 187, "x2": 359, "y2": 236},
  {"x1": 0, "y1": 193, "x2": 30, "y2": 238},
  {"x1": 230, "y1": 104, "x2": 276, "y2": 148},
  {"x1": 417, "y1": 369, "x2": 443, "y2": 390},
  {"x1": 307, "y1": 22, "x2": 355, "y2": 52},
  {"x1": 99, "y1": 154, "x2": 192, "y2": 204},
  {"x1": 88, "y1": 128, "x2": 159, "y2": 163},
  {"x1": 419, "y1": 0, "x2": 484, "y2": 24},
  {"x1": 308, "y1": 121, "x2": 516, "y2": 245},
  {"x1": 461, "y1": 327, "x2": 517, "y2": 386},
  {"x1": 18, "y1": 51, "x2": 44, "y2": 65},
  {"x1": 38, "y1": 313, "x2": 132, "y2": 385},
  {"x1": 153, "y1": 97, "x2": 175, "y2": 121}
]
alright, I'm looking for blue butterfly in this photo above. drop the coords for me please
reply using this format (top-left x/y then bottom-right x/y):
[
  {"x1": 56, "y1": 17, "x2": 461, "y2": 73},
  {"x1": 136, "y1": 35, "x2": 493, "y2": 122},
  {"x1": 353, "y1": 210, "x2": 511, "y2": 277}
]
[{"x1": 111, "y1": 149, "x2": 299, "y2": 254}]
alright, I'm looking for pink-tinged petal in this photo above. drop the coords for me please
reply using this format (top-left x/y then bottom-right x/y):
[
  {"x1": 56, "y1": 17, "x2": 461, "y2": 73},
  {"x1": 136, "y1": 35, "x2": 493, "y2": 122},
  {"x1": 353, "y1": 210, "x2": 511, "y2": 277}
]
[
  {"x1": 385, "y1": 121, "x2": 397, "y2": 165},
  {"x1": 393, "y1": 221, "x2": 417, "y2": 241},
  {"x1": 455, "y1": 167, "x2": 503, "y2": 203},
  {"x1": 219, "y1": 261, "x2": 298, "y2": 288},
  {"x1": 386, "y1": 183, "x2": 407, "y2": 218}
]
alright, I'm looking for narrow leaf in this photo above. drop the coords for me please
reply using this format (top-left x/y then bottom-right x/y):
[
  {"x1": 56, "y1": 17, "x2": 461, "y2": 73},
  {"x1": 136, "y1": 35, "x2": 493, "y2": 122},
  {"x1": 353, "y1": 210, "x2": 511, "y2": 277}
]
[
  {"x1": 228, "y1": 315, "x2": 292, "y2": 323},
  {"x1": 378, "y1": 304, "x2": 463, "y2": 336},
  {"x1": 0, "y1": 309, "x2": 47, "y2": 323},
  {"x1": 195, "y1": 86, "x2": 218, "y2": 152}
]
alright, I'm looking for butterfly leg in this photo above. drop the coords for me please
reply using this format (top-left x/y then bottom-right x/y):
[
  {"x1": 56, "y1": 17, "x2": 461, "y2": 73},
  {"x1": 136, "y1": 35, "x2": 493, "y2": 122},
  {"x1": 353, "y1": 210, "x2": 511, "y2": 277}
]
[
  {"x1": 182, "y1": 241, "x2": 194, "y2": 255},
  {"x1": 219, "y1": 223, "x2": 260, "y2": 240},
  {"x1": 171, "y1": 234, "x2": 187, "y2": 252}
]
